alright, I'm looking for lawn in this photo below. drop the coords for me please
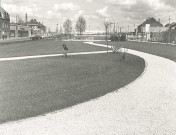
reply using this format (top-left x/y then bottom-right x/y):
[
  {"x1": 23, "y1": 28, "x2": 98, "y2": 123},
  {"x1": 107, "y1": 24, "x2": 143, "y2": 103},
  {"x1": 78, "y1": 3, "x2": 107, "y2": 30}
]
[
  {"x1": 0, "y1": 40, "x2": 106, "y2": 58},
  {"x1": 0, "y1": 51, "x2": 145, "y2": 123},
  {"x1": 95, "y1": 41, "x2": 176, "y2": 62}
]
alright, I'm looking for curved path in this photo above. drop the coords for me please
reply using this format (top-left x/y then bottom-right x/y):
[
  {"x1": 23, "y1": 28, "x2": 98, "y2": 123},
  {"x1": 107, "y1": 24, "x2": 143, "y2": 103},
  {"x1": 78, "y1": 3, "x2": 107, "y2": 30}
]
[{"x1": 0, "y1": 42, "x2": 176, "y2": 135}]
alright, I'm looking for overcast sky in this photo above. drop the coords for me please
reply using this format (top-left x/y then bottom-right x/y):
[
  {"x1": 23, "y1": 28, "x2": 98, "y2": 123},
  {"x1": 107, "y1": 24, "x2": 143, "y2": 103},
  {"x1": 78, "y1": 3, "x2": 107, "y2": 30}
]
[{"x1": 2, "y1": 0, "x2": 176, "y2": 31}]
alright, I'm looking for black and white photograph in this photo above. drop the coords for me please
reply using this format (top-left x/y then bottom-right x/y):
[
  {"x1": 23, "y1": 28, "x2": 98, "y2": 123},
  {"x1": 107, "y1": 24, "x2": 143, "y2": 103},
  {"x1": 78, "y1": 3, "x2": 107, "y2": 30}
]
[{"x1": 0, "y1": 0, "x2": 176, "y2": 134}]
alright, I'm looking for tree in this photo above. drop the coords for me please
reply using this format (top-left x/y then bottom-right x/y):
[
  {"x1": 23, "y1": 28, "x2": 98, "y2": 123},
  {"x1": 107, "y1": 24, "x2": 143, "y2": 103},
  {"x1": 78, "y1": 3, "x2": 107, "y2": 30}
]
[
  {"x1": 56, "y1": 24, "x2": 58, "y2": 33},
  {"x1": 59, "y1": 27, "x2": 63, "y2": 34},
  {"x1": 63, "y1": 19, "x2": 72, "y2": 38},
  {"x1": 48, "y1": 27, "x2": 51, "y2": 33},
  {"x1": 104, "y1": 21, "x2": 110, "y2": 53},
  {"x1": 75, "y1": 16, "x2": 86, "y2": 35},
  {"x1": 18, "y1": 18, "x2": 24, "y2": 25}
]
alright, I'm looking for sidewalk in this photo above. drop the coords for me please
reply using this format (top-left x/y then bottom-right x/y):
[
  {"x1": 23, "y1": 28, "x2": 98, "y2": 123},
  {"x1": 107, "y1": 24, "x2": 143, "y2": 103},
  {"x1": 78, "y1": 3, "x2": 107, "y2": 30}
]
[
  {"x1": 0, "y1": 42, "x2": 176, "y2": 135},
  {"x1": 0, "y1": 37, "x2": 30, "y2": 44}
]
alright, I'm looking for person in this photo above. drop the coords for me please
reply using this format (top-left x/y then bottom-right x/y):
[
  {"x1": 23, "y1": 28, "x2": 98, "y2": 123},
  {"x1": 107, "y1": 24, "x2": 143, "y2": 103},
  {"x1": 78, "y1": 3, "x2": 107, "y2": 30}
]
[{"x1": 62, "y1": 43, "x2": 68, "y2": 58}]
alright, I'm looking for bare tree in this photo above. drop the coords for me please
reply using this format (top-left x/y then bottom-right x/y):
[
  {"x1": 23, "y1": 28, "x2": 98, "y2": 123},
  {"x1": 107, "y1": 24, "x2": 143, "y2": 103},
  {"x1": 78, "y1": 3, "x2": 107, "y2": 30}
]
[
  {"x1": 63, "y1": 19, "x2": 72, "y2": 38},
  {"x1": 75, "y1": 16, "x2": 86, "y2": 36},
  {"x1": 48, "y1": 27, "x2": 51, "y2": 33},
  {"x1": 18, "y1": 18, "x2": 24, "y2": 25},
  {"x1": 104, "y1": 21, "x2": 110, "y2": 53},
  {"x1": 59, "y1": 27, "x2": 63, "y2": 34}
]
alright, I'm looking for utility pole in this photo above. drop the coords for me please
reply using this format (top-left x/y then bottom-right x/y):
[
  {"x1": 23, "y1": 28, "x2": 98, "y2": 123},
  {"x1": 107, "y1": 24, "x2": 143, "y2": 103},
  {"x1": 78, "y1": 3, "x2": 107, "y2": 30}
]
[
  {"x1": 116, "y1": 22, "x2": 118, "y2": 33},
  {"x1": 25, "y1": 13, "x2": 28, "y2": 24},
  {"x1": 109, "y1": 22, "x2": 111, "y2": 35},
  {"x1": 169, "y1": 17, "x2": 171, "y2": 43},
  {"x1": 56, "y1": 24, "x2": 58, "y2": 34},
  {"x1": 127, "y1": 25, "x2": 129, "y2": 40},
  {"x1": 16, "y1": 15, "x2": 18, "y2": 23},
  {"x1": 114, "y1": 22, "x2": 115, "y2": 33}
]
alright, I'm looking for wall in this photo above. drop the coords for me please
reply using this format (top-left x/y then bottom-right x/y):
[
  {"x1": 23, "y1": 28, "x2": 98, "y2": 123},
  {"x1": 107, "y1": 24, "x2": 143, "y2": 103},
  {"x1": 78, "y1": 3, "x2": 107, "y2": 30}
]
[{"x1": 0, "y1": 18, "x2": 10, "y2": 39}]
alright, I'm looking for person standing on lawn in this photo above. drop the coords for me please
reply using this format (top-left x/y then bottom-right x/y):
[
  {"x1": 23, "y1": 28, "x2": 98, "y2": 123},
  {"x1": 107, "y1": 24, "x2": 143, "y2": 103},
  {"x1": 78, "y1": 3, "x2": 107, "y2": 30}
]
[{"x1": 62, "y1": 43, "x2": 68, "y2": 58}]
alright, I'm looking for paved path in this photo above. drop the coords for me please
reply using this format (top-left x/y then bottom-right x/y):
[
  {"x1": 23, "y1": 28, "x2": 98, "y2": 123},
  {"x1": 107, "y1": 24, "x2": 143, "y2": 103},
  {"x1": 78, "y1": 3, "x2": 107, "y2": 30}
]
[{"x1": 0, "y1": 42, "x2": 176, "y2": 135}]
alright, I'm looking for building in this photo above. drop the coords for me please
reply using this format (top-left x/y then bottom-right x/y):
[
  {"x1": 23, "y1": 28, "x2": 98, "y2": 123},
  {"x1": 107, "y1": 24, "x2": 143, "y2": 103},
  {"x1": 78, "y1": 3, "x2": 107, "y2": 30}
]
[
  {"x1": 136, "y1": 17, "x2": 167, "y2": 41},
  {"x1": 27, "y1": 19, "x2": 46, "y2": 35},
  {"x1": 137, "y1": 17, "x2": 163, "y2": 33},
  {"x1": 165, "y1": 22, "x2": 176, "y2": 29},
  {"x1": 10, "y1": 22, "x2": 31, "y2": 38},
  {"x1": 164, "y1": 22, "x2": 176, "y2": 43},
  {"x1": 0, "y1": 7, "x2": 10, "y2": 39},
  {"x1": 10, "y1": 18, "x2": 46, "y2": 38}
]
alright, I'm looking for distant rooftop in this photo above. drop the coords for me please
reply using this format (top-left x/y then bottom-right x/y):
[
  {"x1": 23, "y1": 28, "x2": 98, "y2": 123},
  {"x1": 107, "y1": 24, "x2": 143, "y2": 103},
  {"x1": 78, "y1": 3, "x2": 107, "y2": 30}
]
[
  {"x1": 27, "y1": 19, "x2": 45, "y2": 27},
  {"x1": 139, "y1": 17, "x2": 163, "y2": 27}
]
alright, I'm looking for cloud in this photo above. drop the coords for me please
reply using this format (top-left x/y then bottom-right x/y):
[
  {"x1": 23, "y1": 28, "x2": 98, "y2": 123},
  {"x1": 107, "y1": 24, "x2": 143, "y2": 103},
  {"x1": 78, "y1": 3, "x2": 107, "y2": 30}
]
[
  {"x1": 2, "y1": 0, "x2": 176, "y2": 31},
  {"x1": 53, "y1": 3, "x2": 80, "y2": 12},
  {"x1": 72, "y1": 10, "x2": 86, "y2": 21},
  {"x1": 3, "y1": 0, "x2": 41, "y2": 6},
  {"x1": 143, "y1": 0, "x2": 174, "y2": 11},
  {"x1": 3, "y1": 3, "x2": 40, "y2": 17},
  {"x1": 96, "y1": 6, "x2": 110, "y2": 17},
  {"x1": 161, "y1": 0, "x2": 176, "y2": 8},
  {"x1": 107, "y1": 0, "x2": 137, "y2": 6},
  {"x1": 86, "y1": 0, "x2": 93, "y2": 3},
  {"x1": 46, "y1": 10, "x2": 61, "y2": 20},
  {"x1": 113, "y1": 0, "x2": 175, "y2": 24}
]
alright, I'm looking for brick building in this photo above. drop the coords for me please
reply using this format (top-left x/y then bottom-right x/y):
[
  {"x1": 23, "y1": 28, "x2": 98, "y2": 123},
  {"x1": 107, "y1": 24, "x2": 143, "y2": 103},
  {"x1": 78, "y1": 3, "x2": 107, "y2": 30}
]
[{"x1": 0, "y1": 7, "x2": 10, "y2": 39}]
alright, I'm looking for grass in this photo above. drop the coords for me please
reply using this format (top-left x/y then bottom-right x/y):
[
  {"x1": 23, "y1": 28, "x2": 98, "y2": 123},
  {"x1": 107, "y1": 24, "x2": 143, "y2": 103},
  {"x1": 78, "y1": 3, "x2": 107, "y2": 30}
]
[
  {"x1": 0, "y1": 40, "x2": 106, "y2": 58},
  {"x1": 95, "y1": 41, "x2": 176, "y2": 62},
  {"x1": 0, "y1": 51, "x2": 145, "y2": 123}
]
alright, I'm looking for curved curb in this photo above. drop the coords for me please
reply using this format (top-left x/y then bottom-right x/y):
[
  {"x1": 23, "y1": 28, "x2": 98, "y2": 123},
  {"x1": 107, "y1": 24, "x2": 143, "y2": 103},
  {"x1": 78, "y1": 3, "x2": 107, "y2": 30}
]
[{"x1": 0, "y1": 42, "x2": 176, "y2": 135}]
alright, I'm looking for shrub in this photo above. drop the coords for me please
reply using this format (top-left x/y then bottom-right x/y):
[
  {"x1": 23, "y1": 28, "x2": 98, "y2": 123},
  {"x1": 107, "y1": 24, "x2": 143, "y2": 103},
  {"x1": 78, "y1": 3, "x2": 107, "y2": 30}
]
[
  {"x1": 110, "y1": 34, "x2": 127, "y2": 41},
  {"x1": 162, "y1": 30, "x2": 176, "y2": 43}
]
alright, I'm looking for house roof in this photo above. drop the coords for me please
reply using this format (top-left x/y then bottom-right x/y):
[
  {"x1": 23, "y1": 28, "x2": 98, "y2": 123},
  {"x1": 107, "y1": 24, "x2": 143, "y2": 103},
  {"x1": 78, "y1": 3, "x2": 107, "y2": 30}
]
[
  {"x1": 165, "y1": 22, "x2": 176, "y2": 27},
  {"x1": 139, "y1": 17, "x2": 163, "y2": 27},
  {"x1": 0, "y1": 7, "x2": 10, "y2": 20},
  {"x1": 27, "y1": 19, "x2": 39, "y2": 25},
  {"x1": 27, "y1": 19, "x2": 45, "y2": 27},
  {"x1": 0, "y1": 7, "x2": 6, "y2": 13}
]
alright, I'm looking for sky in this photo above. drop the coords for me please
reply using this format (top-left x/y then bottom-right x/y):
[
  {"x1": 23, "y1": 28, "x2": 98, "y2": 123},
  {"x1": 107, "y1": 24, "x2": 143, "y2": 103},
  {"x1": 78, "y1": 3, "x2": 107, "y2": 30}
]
[{"x1": 1, "y1": 0, "x2": 176, "y2": 32}]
